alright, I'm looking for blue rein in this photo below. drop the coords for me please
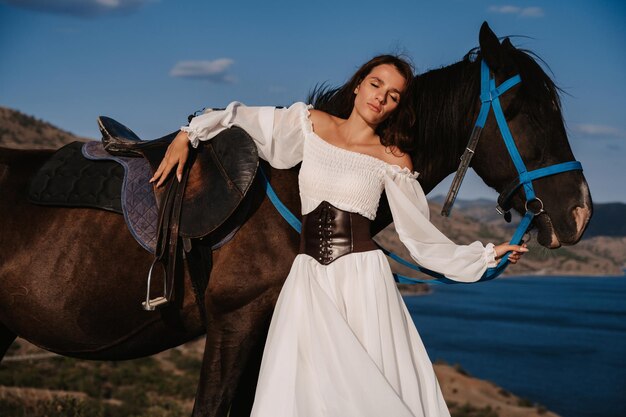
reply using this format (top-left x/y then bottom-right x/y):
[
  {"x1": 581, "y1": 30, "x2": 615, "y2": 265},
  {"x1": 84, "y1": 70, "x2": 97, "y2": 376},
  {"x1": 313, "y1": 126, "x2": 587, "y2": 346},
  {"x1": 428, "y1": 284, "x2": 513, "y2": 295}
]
[{"x1": 260, "y1": 59, "x2": 583, "y2": 285}]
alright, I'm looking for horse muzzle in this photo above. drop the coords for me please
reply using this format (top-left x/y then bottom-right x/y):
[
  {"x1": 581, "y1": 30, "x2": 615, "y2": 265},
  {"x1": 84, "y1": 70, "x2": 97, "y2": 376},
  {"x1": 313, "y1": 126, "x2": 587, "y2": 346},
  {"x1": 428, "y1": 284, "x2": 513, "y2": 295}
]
[{"x1": 534, "y1": 182, "x2": 593, "y2": 248}]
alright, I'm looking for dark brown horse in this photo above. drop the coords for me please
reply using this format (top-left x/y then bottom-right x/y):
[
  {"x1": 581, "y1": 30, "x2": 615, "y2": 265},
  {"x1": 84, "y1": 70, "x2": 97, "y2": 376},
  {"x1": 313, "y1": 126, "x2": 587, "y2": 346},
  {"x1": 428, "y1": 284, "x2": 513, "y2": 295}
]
[{"x1": 0, "y1": 23, "x2": 591, "y2": 417}]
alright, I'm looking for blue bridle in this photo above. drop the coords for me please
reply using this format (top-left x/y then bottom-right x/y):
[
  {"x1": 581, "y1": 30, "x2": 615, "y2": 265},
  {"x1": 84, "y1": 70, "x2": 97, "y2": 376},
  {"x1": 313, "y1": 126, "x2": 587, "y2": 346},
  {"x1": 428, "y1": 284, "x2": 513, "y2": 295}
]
[{"x1": 260, "y1": 59, "x2": 583, "y2": 285}]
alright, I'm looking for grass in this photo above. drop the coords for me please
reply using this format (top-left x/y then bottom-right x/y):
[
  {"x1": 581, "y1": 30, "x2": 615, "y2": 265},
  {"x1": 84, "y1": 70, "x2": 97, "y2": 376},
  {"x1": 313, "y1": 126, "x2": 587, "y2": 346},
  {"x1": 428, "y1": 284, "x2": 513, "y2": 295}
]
[
  {"x1": 449, "y1": 402, "x2": 499, "y2": 417},
  {"x1": 0, "y1": 347, "x2": 199, "y2": 417},
  {"x1": 2, "y1": 340, "x2": 554, "y2": 417},
  {"x1": 0, "y1": 394, "x2": 188, "y2": 417},
  {"x1": 453, "y1": 363, "x2": 471, "y2": 376}
]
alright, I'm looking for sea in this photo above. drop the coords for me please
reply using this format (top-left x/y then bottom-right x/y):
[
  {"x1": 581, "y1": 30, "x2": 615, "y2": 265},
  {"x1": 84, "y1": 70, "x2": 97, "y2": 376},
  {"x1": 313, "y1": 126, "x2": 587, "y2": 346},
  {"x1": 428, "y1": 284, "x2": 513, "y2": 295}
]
[{"x1": 404, "y1": 274, "x2": 626, "y2": 417}]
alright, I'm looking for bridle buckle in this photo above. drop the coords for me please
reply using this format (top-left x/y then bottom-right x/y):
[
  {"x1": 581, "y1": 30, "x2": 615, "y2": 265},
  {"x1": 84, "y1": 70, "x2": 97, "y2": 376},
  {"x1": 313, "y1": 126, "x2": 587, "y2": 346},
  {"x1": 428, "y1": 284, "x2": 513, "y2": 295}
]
[{"x1": 525, "y1": 197, "x2": 545, "y2": 217}]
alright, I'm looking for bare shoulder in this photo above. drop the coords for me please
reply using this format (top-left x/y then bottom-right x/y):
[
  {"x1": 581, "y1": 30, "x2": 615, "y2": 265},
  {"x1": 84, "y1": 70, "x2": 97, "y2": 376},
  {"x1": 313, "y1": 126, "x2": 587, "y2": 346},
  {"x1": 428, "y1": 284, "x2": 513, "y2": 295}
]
[
  {"x1": 381, "y1": 146, "x2": 413, "y2": 171},
  {"x1": 308, "y1": 109, "x2": 338, "y2": 131}
]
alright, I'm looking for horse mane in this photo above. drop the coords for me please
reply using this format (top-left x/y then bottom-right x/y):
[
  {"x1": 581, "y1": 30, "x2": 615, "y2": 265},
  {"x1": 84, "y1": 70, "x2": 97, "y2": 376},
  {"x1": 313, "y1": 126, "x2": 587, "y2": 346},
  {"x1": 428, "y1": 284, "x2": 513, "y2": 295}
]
[
  {"x1": 412, "y1": 44, "x2": 565, "y2": 180},
  {"x1": 500, "y1": 46, "x2": 565, "y2": 134},
  {"x1": 305, "y1": 44, "x2": 565, "y2": 182},
  {"x1": 411, "y1": 57, "x2": 479, "y2": 178}
]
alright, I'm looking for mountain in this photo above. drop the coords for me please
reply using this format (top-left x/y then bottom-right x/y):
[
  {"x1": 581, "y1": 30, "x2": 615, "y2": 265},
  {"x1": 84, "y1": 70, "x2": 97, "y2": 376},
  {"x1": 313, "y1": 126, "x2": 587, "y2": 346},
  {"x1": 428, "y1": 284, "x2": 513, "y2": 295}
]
[
  {"x1": 1, "y1": 337, "x2": 559, "y2": 417},
  {"x1": 378, "y1": 197, "x2": 626, "y2": 279},
  {"x1": 583, "y1": 202, "x2": 626, "y2": 238},
  {"x1": 0, "y1": 107, "x2": 90, "y2": 149},
  {"x1": 430, "y1": 194, "x2": 626, "y2": 239}
]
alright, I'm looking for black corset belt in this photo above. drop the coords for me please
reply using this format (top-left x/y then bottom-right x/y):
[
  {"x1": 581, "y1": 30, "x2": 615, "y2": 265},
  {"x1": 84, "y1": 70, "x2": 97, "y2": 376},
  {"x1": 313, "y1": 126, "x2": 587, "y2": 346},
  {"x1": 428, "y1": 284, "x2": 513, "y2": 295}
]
[{"x1": 299, "y1": 201, "x2": 377, "y2": 265}]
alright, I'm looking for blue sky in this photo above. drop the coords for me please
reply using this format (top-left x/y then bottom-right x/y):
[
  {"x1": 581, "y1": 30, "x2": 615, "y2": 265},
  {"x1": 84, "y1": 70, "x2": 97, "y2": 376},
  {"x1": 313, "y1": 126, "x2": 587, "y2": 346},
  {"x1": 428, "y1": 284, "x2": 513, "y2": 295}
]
[{"x1": 0, "y1": 0, "x2": 624, "y2": 203}]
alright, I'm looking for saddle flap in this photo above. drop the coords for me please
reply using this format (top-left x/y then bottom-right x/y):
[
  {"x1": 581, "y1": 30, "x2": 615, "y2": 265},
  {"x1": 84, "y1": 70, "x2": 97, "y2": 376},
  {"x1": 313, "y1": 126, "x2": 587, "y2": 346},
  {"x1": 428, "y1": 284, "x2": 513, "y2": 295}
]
[{"x1": 180, "y1": 127, "x2": 259, "y2": 238}]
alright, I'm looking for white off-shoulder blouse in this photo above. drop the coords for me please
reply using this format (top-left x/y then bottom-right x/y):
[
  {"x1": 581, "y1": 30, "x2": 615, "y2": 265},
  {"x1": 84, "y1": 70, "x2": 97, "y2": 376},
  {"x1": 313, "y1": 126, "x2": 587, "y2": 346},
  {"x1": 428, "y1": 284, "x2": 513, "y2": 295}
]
[{"x1": 181, "y1": 101, "x2": 497, "y2": 282}]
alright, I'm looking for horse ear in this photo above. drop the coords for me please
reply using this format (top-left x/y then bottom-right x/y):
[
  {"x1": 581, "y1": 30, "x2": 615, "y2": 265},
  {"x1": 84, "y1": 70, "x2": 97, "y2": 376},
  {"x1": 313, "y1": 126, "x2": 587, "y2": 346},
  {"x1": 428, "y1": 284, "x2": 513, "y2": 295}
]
[
  {"x1": 479, "y1": 22, "x2": 506, "y2": 72},
  {"x1": 502, "y1": 37, "x2": 515, "y2": 50}
]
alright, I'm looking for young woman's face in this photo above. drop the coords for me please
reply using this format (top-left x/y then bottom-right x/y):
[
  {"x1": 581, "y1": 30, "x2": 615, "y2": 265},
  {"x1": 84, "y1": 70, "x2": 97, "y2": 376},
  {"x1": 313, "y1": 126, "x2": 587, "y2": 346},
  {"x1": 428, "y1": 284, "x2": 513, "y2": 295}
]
[{"x1": 354, "y1": 63, "x2": 407, "y2": 126}]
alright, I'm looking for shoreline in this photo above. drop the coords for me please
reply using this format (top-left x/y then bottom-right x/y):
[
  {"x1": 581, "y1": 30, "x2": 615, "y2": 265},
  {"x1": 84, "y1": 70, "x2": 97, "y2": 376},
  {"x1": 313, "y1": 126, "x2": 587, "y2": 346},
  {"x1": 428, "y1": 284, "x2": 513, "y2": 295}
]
[
  {"x1": 398, "y1": 271, "x2": 626, "y2": 297},
  {"x1": 501, "y1": 269, "x2": 626, "y2": 279},
  {"x1": 401, "y1": 272, "x2": 625, "y2": 417},
  {"x1": 3, "y1": 337, "x2": 562, "y2": 417}
]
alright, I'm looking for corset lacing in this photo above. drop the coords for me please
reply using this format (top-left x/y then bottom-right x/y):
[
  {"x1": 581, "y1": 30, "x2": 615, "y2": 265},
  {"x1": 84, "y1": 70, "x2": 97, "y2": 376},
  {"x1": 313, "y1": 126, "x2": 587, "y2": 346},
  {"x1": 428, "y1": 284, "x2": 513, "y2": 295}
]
[{"x1": 299, "y1": 201, "x2": 378, "y2": 265}]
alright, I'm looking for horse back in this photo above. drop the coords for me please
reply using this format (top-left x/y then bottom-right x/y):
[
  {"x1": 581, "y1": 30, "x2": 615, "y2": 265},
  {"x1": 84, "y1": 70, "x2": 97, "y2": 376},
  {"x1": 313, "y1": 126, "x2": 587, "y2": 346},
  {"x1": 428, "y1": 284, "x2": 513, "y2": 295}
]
[
  {"x1": 0, "y1": 146, "x2": 298, "y2": 360},
  {"x1": 0, "y1": 145, "x2": 52, "y2": 174},
  {"x1": 0, "y1": 146, "x2": 203, "y2": 356}
]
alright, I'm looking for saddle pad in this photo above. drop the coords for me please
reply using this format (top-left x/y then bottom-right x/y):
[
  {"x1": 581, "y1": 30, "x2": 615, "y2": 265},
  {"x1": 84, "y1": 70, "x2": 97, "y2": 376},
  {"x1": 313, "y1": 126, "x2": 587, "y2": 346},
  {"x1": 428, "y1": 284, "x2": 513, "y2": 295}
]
[
  {"x1": 27, "y1": 140, "x2": 250, "y2": 255},
  {"x1": 82, "y1": 140, "x2": 158, "y2": 253},
  {"x1": 28, "y1": 141, "x2": 124, "y2": 214},
  {"x1": 83, "y1": 138, "x2": 256, "y2": 254}
]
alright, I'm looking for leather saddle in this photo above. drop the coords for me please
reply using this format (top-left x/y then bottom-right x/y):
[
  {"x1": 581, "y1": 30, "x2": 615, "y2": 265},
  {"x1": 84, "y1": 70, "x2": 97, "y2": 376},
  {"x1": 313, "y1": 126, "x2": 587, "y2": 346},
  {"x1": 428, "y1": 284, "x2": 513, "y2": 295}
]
[
  {"x1": 96, "y1": 116, "x2": 259, "y2": 311},
  {"x1": 98, "y1": 117, "x2": 259, "y2": 238},
  {"x1": 29, "y1": 117, "x2": 260, "y2": 314}
]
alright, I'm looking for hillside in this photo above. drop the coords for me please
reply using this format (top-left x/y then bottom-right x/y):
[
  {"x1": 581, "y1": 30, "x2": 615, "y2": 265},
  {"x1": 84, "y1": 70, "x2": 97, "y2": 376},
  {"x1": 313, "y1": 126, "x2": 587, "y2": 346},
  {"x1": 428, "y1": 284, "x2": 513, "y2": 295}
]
[
  {"x1": 0, "y1": 107, "x2": 89, "y2": 149},
  {"x1": 581, "y1": 202, "x2": 626, "y2": 238},
  {"x1": 430, "y1": 195, "x2": 626, "y2": 240},
  {"x1": 379, "y1": 197, "x2": 626, "y2": 283},
  {"x1": 0, "y1": 338, "x2": 558, "y2": 417}
]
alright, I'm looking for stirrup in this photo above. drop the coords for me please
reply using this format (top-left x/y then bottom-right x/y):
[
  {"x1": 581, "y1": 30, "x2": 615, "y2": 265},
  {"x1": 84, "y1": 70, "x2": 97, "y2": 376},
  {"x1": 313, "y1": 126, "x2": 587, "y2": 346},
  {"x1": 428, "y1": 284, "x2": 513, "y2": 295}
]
[{"x1": 142, "y1": 259, "x2": 168, "y2": 311}]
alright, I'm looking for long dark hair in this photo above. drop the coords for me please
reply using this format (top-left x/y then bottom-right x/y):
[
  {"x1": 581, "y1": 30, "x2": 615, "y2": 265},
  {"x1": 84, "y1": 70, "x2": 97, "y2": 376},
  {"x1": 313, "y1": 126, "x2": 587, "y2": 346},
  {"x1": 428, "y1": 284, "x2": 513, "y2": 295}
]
[
  {"x1": 307, "y1": 54, "x2": 416, "y2": 154},
  {"x1": 411, "y1": 46, "x2": 565, "y2": 179}
]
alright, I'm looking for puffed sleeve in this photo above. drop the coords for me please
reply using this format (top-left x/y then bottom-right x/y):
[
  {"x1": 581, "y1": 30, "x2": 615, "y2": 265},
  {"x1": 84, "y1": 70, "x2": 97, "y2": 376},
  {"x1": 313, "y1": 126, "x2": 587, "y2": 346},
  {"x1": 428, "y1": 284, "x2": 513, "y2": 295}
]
[
  {"x1": 180, "y1": 101, "x2": 311, "y2": 169},
  {"x1": 384, "y1": 166, "x2": 498, "y2": 283}
]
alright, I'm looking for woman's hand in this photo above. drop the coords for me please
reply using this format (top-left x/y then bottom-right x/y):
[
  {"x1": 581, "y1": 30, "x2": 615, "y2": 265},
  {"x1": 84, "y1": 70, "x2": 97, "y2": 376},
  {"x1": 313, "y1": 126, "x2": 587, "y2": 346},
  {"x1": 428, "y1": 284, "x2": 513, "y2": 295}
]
[
  {"x1": 494, "y1": 242, "x2": 529, "y2": 264},
  {"x1": 149, "y1": 131, "x2": 191, "y2": 187}
]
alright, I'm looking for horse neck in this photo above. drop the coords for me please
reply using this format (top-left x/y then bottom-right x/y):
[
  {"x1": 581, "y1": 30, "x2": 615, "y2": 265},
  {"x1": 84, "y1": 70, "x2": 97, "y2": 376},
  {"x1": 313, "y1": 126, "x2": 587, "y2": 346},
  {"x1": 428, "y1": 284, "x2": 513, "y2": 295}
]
[{"x1": 411, "y1": 59, "x2": 480, "y2": 194}]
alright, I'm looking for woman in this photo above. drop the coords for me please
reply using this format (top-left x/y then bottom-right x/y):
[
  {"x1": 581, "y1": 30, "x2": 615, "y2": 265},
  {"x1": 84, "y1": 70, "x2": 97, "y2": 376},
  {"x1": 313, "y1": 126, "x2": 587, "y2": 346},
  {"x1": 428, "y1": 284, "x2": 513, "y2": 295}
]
[{"x1": 151, "y1": 55, "x2": 528, "y2": 417}]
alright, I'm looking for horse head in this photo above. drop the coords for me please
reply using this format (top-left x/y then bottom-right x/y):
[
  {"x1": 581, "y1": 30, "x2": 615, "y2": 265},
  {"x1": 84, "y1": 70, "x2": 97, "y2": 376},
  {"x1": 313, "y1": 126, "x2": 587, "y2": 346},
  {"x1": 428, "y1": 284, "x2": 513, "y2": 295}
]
[
  {"x1": 411, "y1": 22, "x2": 592, "y2": 249},
  {"x1": 472, "y1": 22, "x2": 592, "y2": 248}
]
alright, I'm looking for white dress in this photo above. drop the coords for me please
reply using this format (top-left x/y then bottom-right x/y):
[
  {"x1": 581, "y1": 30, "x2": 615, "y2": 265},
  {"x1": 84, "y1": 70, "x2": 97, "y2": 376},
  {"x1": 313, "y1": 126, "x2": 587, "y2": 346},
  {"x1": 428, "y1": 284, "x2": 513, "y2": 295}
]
[{"x1": 182, "y1": 102, "x2": 498, "y2": 417}]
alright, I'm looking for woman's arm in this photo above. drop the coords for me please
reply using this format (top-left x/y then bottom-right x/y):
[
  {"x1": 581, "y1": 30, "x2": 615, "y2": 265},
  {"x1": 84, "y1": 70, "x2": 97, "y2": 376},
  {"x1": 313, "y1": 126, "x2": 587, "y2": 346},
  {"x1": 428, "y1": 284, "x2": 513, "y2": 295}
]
[
  {"x1": 150, "y1": 101, "x2": 311, "y2": 186},
  {"x1": 384, "y1": 167, "x2": 528, "y2": 282}
]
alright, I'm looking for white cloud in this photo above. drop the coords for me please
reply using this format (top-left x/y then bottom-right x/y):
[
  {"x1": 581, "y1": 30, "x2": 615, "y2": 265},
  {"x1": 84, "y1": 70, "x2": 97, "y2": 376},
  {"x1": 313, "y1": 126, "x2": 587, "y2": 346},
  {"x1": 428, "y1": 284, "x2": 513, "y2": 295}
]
[
  {"x1": 573, "y1": 124, "x2": 625, "y2": 139},
  {"x1": 520, "y1": 6, "x2": 544, "y2": 17},
  {"x1": 488, "y1": 5, "x2": 545, "y2": 18},
  {"x1": 170, "y1": 59, "x2": 236, "y2": 84},
  {"x1": 0, "y1": 0, "x2": 153, "y2": 17},
  {"x1": 488, "y1": 5, "x2": 521, "y2": 14},
  {"x1": 96, "y1": 0, "x2": 122, "y2": 7}
]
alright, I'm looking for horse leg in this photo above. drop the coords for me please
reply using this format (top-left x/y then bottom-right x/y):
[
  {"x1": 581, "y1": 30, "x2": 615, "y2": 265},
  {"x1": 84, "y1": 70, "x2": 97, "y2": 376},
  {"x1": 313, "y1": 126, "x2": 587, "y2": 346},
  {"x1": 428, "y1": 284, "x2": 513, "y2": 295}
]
[
  {"x1": 192, "y1": 306, "x2": 272, "y2": 417},
  {"x1": 228, "y1": 326, "x2": 267, "y2": 417},
  {"x1": 190, "y1": 169, "x2": 299, "y2": 416},
  {"x1": 0, "y1": 322, "x2": 17, "y2": 361}
]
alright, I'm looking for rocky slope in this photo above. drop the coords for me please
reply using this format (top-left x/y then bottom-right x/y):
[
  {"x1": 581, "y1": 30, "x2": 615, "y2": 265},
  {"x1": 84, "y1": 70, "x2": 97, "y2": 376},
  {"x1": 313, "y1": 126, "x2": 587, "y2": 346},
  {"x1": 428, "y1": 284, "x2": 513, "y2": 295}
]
[
  {"x1": 0, "y1": 338, "x2": 559, "y2": 417},
  {"x1": 377, "y1": 200, "x2": 626, "y2": 283},
  {"x1": 0, "y1": 106, "x2": 89, "y2": 149}
]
